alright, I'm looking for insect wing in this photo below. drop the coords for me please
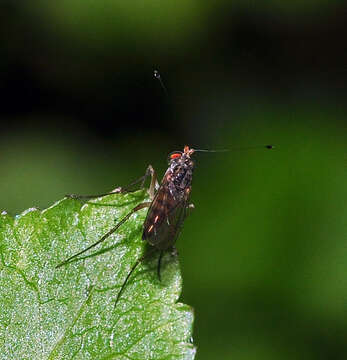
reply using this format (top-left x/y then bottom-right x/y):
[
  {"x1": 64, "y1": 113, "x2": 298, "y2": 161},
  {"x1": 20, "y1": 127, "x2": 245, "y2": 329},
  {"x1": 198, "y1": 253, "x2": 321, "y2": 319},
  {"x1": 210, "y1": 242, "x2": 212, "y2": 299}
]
[
  {"x1": 152, "y1": 197, "x2": 188, "y2": 249},
  {"x1": 143, "y1": 181, "x2": 190, "y2": 249},
  {"x1": 142, "y1": 180, "x2": 176, "y2": 239}
]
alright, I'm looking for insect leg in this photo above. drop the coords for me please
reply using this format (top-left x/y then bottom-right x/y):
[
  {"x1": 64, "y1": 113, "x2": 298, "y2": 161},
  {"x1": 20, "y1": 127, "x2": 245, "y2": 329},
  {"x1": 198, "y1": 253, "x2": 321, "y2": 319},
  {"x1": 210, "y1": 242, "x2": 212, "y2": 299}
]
[
  {"x1": 56, "y1": 201, "x2": 151, "y2": 268},
  {"x1": 170, "y1": 246, "x2": 178, "y2": 257},
  {"x1": 122, "y1": 164, "x2": 158, "y2": 194},
  {"x1": 145, "y1": 164, "x2": 159, "y2": 200},
  {"x1": 65, "y1": 190, "x2": 122, "y2": 200},
  {"x1": 65, "y1": 165, "x2": 158, "y2": 200},
  {"x1": 186, "y1": 203, "x2": 195, "y2": 217},
  {"x1": 157, "y1": 251, "x2": 164, "y2": 282},
  {"x1": 114, "y1": 247, "x2": 157, "y2": 307}
]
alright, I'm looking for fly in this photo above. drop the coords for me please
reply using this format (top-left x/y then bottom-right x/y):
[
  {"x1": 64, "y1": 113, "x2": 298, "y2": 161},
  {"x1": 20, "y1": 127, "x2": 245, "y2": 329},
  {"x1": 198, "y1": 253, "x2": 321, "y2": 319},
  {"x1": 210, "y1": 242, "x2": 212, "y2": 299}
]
[
  {"x1": 57, "y1": 144, "x2": 273, "y2": 305},
  {"x1": 56, "y1": 69, "x2": 274, "y2": 305},
  {"x1": 56, "y1": 145, "x2": 197, "y2": 306},
  {"x1": 57, "y1": 144, "x2": 274, "y2": 305}
]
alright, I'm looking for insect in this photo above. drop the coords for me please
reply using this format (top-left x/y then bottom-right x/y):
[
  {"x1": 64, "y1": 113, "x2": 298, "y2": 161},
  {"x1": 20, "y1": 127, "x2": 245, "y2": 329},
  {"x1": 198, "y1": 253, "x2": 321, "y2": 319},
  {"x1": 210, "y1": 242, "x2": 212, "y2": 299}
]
[
  {"x1": 57, "y1": 144, "x2": 273, "y2": 305},
  {"x1": 56, "y1": 145, "x2": 197, "y2": 305},
  {"x1": 57, "y1": 69, "x2": 274, "y2": 304}
]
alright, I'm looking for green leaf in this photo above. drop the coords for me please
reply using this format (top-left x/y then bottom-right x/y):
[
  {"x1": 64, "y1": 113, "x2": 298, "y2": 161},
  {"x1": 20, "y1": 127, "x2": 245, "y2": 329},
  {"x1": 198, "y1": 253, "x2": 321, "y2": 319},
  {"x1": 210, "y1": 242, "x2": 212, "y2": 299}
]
[{"x1": 0, "y1": 190, "x2": 195, "y2": 359}]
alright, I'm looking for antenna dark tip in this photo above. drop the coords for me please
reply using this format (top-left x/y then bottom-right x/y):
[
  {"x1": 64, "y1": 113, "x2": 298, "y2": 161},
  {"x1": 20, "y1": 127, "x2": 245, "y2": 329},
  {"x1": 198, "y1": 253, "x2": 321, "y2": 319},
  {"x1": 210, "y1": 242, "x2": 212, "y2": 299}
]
[
  {"x1": 265, "y1": 145, "x2": 275, "y2": 149},
  {"x1": 153, "y1": 69, "x2": 160, "y2": 79},
  {"x1": 153, "y1": 69, "x2": 168, "y2": 96}
]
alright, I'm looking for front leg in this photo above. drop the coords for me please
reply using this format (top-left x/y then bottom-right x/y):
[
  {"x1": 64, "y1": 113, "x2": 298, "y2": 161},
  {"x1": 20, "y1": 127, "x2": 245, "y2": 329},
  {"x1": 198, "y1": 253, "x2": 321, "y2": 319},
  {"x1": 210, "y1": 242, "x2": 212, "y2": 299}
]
[
  {"x1": 65, "y1": 165, "x2": 159, "y2": 200},
  {"x1": 144, "y1": 165, "x2": 159, "y2": 200}
]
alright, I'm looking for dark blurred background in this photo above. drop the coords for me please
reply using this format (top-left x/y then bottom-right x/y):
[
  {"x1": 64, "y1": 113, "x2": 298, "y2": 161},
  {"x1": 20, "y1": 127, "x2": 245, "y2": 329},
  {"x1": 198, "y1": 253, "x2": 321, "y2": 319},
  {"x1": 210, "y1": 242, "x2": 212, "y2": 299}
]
[{"x1": 1, "y1": 1, "x2": 347, "y2": 359}]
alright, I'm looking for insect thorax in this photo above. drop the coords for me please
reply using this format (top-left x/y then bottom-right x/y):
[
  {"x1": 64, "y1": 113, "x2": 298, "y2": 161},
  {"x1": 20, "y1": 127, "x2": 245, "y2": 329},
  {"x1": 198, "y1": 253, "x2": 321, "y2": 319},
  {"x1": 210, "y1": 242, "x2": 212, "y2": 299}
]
[{"x1": 168, "y1": 157, "x2": 194, "y2": 195}]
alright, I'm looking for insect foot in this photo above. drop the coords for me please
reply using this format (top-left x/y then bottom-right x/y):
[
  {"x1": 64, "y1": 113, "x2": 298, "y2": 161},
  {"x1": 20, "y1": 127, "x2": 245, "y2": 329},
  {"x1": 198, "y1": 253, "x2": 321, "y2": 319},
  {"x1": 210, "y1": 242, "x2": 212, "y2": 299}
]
[
  {"x1": 111, "y1": 187, "x2": 123, "y2": 193},
  {"x1": 65, "y1": 194, "x2": 79, "y2": 199},
  {"x1": 171, "y1": 247, "x2": 179, "y2": 257}
]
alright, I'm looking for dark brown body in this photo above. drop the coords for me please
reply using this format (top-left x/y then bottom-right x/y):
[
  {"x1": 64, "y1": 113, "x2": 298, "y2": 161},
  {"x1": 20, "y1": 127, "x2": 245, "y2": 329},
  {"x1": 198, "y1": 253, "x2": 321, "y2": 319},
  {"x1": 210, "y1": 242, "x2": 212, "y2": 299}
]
[
  {"x1": 57, "y1": 145, "x2": 196, "y2": 306},
  {"x1": 57, "y1": 143, "x2": 272, "y2": 306},
  {"x1": 142, "y1": 146, "x2": 194, "y2": 250}
]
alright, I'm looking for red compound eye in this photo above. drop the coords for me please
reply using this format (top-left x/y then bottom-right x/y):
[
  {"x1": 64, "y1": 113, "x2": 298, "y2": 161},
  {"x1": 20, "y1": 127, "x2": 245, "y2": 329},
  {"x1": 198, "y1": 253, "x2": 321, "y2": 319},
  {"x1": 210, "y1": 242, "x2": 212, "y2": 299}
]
[{"x1": 170, "y1": 153, "x2": 181, "y2": 159}]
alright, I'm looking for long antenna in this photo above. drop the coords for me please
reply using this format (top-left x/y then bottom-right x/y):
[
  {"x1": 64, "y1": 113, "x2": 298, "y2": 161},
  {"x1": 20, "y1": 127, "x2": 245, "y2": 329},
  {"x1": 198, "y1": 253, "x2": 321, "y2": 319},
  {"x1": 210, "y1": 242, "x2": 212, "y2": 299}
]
[
  {"x1": 193, "y1": 145, "x2": 274, "y2": 153},
  {"x1": 152, "y1": 70, "x2": 275, "y2": 153},
  {"x1": 153, "y1": 69, "x2": 168, "y2": 97}
]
